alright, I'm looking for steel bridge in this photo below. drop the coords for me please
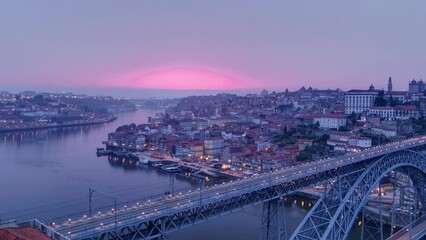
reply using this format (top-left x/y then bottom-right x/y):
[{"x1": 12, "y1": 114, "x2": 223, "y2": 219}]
[{"x1": 21, "y1": 136, "x2": 426, "y2": 240}]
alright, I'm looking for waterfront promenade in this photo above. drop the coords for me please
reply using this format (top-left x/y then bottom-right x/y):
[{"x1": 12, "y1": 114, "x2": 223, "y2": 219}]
[{"x1": 0, "y1": 117, "x2": 116, "y2": 132}]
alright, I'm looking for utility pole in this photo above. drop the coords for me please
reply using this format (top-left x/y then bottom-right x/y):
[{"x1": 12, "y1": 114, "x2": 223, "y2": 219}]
[{"x1": 89, "y1": 188, "x2": 118, "y2": 232}]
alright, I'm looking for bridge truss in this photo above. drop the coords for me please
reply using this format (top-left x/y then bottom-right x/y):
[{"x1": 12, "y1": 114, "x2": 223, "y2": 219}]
[
  {"x1": 24, "y1": 137, "x2": 426, "y2": 240},
  {"x1": 290, "y1": 150, "x2": 426, "y2": 240}
]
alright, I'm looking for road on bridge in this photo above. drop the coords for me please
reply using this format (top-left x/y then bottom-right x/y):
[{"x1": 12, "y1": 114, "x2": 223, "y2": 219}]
[{"x1": 51, "y1": 136, "x2": 426, "y2": 239}]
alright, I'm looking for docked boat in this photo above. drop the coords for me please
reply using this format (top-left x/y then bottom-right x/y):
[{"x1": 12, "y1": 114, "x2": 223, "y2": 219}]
[
  {"x1": 96, "y1": 147, "x2": 112, "y2": 156},
  {"x1": 139, "y1": 157, "x2": 149, "y2": 164},
  {"x1": 162, "y1": 164, "x2": 181, "y2": 173},
  {"x1": 133, "y1": 153, "x2": 150, "y2": 164},
  {"x1": 151, "y1": 162, "x2": 164, "y2": 168}
]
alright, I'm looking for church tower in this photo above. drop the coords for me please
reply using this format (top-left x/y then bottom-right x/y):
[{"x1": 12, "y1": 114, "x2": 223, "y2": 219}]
[{"x1": 388, "y1": 77, "x2": 393, "y2": 92}]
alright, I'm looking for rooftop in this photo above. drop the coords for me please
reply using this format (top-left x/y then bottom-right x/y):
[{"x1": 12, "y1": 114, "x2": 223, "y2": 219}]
[
  {"x1": 0, "y1": 227, "x2": 50, "y2": 240},
  {"x1": 305, "y1": 113, "x2": 346, "y2": 119}
]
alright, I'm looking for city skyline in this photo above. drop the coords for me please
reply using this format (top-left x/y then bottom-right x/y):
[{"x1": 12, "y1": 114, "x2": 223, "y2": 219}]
[{"x1": 0, "y1": 1, "x2": 425, "y2": 97}]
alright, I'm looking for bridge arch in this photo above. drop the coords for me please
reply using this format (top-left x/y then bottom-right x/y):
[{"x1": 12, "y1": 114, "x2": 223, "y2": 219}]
[{"x1": 290, "y1": 150, "x2": 426, "y2": 240}]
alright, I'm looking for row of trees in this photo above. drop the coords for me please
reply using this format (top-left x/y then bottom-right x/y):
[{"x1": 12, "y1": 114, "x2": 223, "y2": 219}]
[
  {"x1": 374, "y1": 90, "x2": 418, "y2": 107},
  {"x1": 296, "y1": 134, "x2": 330, "y2": 161}
]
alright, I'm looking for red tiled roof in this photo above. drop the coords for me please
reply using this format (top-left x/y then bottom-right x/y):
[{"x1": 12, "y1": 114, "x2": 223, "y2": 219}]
[
  {"x1": 386, "y1": 91, "x2": 407, "y2": 95},
  {"x1": 305, "y1": 114, "x2": 346, "y2": 120},
  {"x1": 330, "y1": 131, "x2": 351, "y2": 136},
  {"x1": 370, "y1": 106, "x2": 393, "y2": 110},
  {"x1": 350, "y1": 136, "x2": 371, "y2": 140},
  {"x1": 0, "y1": 228, "x2": 50, "y2": 240},
  {"x1": 395, "y1": 105, "x2": 417, "y2": 111},
  {"x1": 347, "y1": 89, "x2": 381, "y2": 93}
]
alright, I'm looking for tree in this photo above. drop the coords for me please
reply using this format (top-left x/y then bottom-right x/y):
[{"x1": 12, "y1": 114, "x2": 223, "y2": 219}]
[
  {"x1": 389, "y1": 96, "x2": 400, "y2": 107},
  {"x1": 374, "y1": 90, "x2": 387, "y2": 106},
  {"x1": 350, "y1": 112, "x2": 357, "y2": 126},
  {"x1": 315, "y1": 121, "x2": 320, "y2": 128},
  {"x1": 338, "y1": 126, "x2": 349, "y2": 131},
  {"x1": 296, "y1": 151, "x2": 312, "y2": 161}
]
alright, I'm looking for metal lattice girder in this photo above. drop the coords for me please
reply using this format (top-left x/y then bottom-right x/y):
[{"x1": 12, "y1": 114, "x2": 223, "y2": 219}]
[
  {"x1": 53, "y1": 137, "x2": 426, "y2": 240},
  {"x1": 260, "y1": 198, "x2": 287, "y2": 240},
  {"x1": 77, "y1": 165, "x2": 372, "y2": 240},
  {"x1": 361, "y1": 184, "x2": 384, "y2": 240},
  {"x1": 290, "y1": 150, "x2": 426, "y2": 240}
]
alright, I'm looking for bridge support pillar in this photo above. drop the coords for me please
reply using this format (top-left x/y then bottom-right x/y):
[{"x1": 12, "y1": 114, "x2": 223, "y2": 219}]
[
  {"x1": 361, "y1": 182, "x2": 384, "y2": 240},
  {"x1": 411, "y1": 168, "x2": 426, "y2": 216},
  {"x1": 260, "y1": 198, "x2": 286, "y2": 240},
  {"x1": 160, "y1": 217, "x2": 166, "y2": 240}
]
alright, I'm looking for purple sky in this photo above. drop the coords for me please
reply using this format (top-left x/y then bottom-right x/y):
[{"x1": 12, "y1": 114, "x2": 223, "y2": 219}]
[{"x1": 0, "y1": 1, "x2": 425, "y2": 97}]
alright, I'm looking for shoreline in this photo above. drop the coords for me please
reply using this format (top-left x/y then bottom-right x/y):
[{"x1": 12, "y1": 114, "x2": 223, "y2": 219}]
[{"x1": 0, "y1": 117, "x2": 117, "y2": 133}]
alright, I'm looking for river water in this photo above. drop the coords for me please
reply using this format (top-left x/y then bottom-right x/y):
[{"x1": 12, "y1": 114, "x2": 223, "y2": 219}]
[{"x1": 0, "y1": 110, "x2": 374, "y2": 239}]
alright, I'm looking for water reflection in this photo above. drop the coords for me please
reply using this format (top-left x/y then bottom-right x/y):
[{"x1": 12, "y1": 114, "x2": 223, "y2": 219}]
[
  {"x1": 0, "y1": 124, "x2": 105, "y2": 145},
  {"x1": 107, "y1": 155, "x2": 140, "y2": 170},
  {"x1": 105, "y1": 155, "x2": 221, "y2": 188}
]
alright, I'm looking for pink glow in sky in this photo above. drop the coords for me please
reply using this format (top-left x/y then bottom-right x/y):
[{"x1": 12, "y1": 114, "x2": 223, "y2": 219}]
[{"x1": 112, "y1": 67, "x2": 253, "y2": 90}]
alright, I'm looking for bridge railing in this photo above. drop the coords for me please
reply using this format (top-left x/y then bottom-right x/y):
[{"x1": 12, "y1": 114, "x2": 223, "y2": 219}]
[
  {"x1": 18, "y1": 136, "x2": 426, "y2": 238},
  {"x1": 63, "y1": 177, "x2": 267, "y2": 239},
  {"x1": 0, "y1": 219, "x2": 17, "y2": 228},
  {"x1": 387, "y1": 214, "x2": 426, "y2": 240}
]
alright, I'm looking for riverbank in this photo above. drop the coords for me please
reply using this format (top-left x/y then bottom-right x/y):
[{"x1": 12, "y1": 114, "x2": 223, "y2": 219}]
[{"x1": 0, "y1": 117, "x2": 117, "y2": 133}]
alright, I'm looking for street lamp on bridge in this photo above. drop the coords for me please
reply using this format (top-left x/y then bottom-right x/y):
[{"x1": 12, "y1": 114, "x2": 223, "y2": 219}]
[{"x1": 89, "y1": 188, "x2": 117, "y2": 233}]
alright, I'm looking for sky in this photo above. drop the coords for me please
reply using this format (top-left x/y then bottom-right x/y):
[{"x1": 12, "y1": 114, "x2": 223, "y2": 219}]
[{"x1": 0, "y1": 1, "x2": 425, "y2": 98}]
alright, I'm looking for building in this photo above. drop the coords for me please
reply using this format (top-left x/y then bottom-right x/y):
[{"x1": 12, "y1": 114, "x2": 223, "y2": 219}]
[
  {"x1": 384, "y1": 91, "x2": 407, "y2": 103},
  {"x1": 305, "y1": 114, "x2": 347, "y2": 129},
  {"x1": 388, "y1": 77, "x2": 393, "y2": 92},
  {"x1": 178, "y1": 119, "x2": 195, "y2": 131},
  {"x1": 408, "y1": 79, "x2": 425, "y2": 93},
  {"x1": 394, "y1": 105, "x2": 420, "y2": 120},
  {"x1": 348, "y1": 136, "x2": 372, "y2": 148},
  {"x1": 189, "y1": 141, "x2": 204, "y2": 157},
  {"x1": 344, "y1": 89, "x2": 379, "y2": 114},
  {"x1": 327, "y1": 135, "x2": 372, "y2": 151},
  {"x1": 204, "y1": 137, "x2": 224, "y2": 156},
  {"x1": 368, "y1": 106, "x2": 395, "y2": 121},
  {"x1": 329, "y1": 131, "x2": 351, "y2": 141},
  {"x1": 298, "y1": 139, "x2": 314, "y2": 151},
  {"x1": 371, "y1": 126, "x2": 397, "y2": 138},
  {"x1": 420, "y1": 100, "x2": 426, "y2": 117},
  {"x1": 368, "y1": 105, "x2": 419, "y2": 121}
]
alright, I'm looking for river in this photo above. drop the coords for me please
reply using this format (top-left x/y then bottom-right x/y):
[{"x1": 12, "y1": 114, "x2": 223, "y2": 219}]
[{"x1": 0, "y1": 110, "x2": 377, "y2": 239}]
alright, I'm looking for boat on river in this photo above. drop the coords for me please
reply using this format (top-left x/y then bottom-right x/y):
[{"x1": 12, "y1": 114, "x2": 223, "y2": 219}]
[
  {"x1": 96, "y1": 147, "x2": 112, "y2": 156},
  {"x1": 151, "y1": 162, "x2": 165, "y2": 168},
  {"x1": 139, "y1": 157, "x2": 149, "y2": 164},
  {"x1": 162, "y1": 163, "x2": 181, "y2": 173},
  {"x1": 133, "y1": 153, "x2": 150, "y2": 164}
]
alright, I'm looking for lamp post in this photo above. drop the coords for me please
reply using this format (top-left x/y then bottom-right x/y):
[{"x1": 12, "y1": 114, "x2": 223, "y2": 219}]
[
  {"x1": 89, "y1": 188, "x2": 117, "y2": 232},
  {"x1": 199, "y1": 179, "x2": 203, "y2": 206}
]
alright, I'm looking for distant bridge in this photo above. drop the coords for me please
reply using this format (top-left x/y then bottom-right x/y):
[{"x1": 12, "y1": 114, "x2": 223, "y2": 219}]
[{"x1": 15, "y1": 136, "x2": 426, "y2": 239}]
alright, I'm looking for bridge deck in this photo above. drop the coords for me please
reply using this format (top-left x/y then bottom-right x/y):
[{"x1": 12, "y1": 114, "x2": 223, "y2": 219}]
[
  {"x1": 44, "y1": 136, "x2": 426, "y2": 239},
  {"x1": 388, "y1": 217, "x2": 426, "y2": 240}
]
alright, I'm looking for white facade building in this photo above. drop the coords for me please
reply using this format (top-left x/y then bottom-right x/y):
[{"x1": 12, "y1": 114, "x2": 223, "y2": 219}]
[
  {"x1": 348, "y1": 137, "x2": 372, "y2": 148},
  {"x1": 345, "y1": 90, "x2": 379, "y2": 114},
  {"x1": 307, "y1": 114, "x2": 347, "y2": 129},
  {"x1": 395, "y1": 105, "x2": 420, "y2": 120},
  {"x1": 368, "y1": 105, "x2": 419, "y2": 121},
  {"x1": 368, "y1": 106, "x2": 395, "y2": 121},
  {"x1": 204, "y1": 137, "x2": 224, "y2": 156}
]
